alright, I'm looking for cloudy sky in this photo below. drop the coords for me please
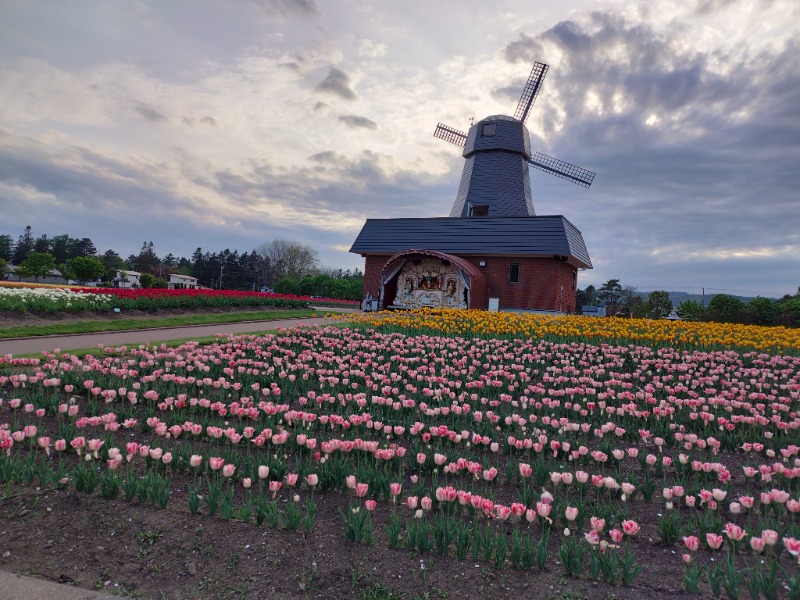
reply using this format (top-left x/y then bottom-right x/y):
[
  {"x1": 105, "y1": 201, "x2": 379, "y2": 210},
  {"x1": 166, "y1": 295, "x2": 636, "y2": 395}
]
[{"x1": 1, "y1": 0, "x2": 798, "y2": 297}]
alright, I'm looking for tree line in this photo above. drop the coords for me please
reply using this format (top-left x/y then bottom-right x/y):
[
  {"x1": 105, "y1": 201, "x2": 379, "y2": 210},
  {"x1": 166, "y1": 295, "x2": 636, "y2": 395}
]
[
  {"x1": 579, "y1": 279, "x2": 800, "y2": 327},
  {"x1": 0, "y1": 226, "x2": 364, "y2": 300}
]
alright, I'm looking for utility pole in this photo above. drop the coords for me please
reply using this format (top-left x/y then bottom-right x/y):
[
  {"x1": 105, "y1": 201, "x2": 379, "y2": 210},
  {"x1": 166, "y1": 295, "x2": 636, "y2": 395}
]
[
  {"x1": 219, "y1": 265, "x2": 223, "y2": 290},
  {"x1": 701, "y1": 287, "x2": 705, "y2": 307}
]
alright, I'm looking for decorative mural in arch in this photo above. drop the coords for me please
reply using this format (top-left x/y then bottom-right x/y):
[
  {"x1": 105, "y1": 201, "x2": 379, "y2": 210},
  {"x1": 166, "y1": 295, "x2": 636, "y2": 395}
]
[{"x1": 391, "y1": 257, "x2": 467, "y2": 309}]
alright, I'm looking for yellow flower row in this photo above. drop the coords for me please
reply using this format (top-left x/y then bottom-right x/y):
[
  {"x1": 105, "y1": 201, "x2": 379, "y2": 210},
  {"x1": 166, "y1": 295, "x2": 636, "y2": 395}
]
[
  {"x1": 0, "y1": 281, "x2": 86, "y2": 290},
  {"x1": 333, "y1": 309, "x2": 800, "y2": 354}
]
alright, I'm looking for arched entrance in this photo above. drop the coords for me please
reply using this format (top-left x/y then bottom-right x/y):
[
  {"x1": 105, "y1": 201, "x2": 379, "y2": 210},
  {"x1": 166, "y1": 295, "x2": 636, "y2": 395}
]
[{"x1": 378, "y1": 250, "x2": 486, "y2": 310}]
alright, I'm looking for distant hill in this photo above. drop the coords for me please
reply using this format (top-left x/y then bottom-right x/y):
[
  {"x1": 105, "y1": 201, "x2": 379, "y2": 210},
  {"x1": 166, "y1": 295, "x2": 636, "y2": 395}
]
[{"x1": 633, "y1": 291, "x2": 772, "y2": 306}]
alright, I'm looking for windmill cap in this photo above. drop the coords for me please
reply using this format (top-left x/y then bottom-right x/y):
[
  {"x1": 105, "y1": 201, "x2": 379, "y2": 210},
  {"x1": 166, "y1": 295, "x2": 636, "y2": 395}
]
[{"x1": 477, "y1": 114, "x2": 522, "y2": 124}]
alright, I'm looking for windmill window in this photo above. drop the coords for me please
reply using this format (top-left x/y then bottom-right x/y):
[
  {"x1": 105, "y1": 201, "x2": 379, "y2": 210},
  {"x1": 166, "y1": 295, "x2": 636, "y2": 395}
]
[
  {"x1": 469, "y1": 204, "x2": 489, "y2": 217},
  {"x1": 482, "y1": 123, "x2": 496, "y2": 136},
  {"x1": 509, "y1": 263, "x2": 520, "y2": 283}
]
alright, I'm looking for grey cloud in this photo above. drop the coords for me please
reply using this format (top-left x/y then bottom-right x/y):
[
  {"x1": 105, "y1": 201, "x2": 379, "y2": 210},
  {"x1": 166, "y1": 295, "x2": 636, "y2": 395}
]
[
  {"x1": 182, "y1": 115, "x2": 218, "y2": 127},
  {"x1": 309, "y1": 150, "x2": 342, "y2": 164},
  {"x1": 314, "y1": 101, "x2": 330, "y2": 111},
  {"x1": 250, "y1": 0, "x2": 319, "y2": 17},
  {"x1": 695, "y1": 0, "x2": 740, "y2": 15},
  {"x1": 315, "y1": 67, "x2": 357, "y2": 100},
  {"x1": 338, "y1": 115, "x2": 377, "y2": 130},
  {"x1": 135, "y1": 102, "x2": 167, "y2": 122},
  {"x1": 490, "y1": 84, "x2": 525, "y2": 104}
]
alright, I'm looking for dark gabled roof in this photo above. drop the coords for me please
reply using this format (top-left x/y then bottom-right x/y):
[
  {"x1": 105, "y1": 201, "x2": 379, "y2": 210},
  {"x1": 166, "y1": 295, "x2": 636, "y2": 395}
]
[{"x1": 350, "y1": 215, "x2": 592, "y2": 269}]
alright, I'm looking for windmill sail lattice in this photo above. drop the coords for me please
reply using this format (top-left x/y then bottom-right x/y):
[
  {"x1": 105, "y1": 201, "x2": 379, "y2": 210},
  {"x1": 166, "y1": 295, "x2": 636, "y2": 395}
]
[
  {"x1": 529, "y1": 152, "x2": 595, "y2": 188},
  {"x1": 433, "y1": 123, "x2": 467, "y2": 147},
  {"x1": 513, "y1": 62, "x2": 549, "y2": 124}
]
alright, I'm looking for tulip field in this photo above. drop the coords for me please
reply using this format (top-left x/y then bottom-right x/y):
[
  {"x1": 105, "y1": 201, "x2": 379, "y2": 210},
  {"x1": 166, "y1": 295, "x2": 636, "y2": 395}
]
[
  {"x1": 0, "y1": 281, "x2": 359, "y2": 313},
  {"x1": 0, "y1": 310, "x2": 798, "y2": 599}
]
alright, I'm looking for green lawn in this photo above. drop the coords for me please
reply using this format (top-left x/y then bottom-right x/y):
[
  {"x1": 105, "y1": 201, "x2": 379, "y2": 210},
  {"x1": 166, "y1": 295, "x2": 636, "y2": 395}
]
[{"x1": 0, "y1": 309, "x2": 317, "y2": 339}]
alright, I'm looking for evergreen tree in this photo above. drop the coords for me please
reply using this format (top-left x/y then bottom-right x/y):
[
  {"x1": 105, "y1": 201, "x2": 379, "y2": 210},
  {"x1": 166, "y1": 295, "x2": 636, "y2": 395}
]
[
  {"x1": 50, "y1": 235, "x2": 73, "y2": 264},
  {"x1": 12, "y1": 225, "x2": 34, "y2": 264},
  {"x1": 33, "y1": 234, "x2": 50, "y2": 254},
  {"x1": 72, "y1": 238, "x2": 97, "y2": 258},
  {"x1": 0, "y1": 234, "x2": 13, "y2": 261},
  {"x1": 101, "y1": 249, "x2": 126, "y2": 271},
  {"x1": 131, "y1": 241, "x2": 160, "y2": 274}
]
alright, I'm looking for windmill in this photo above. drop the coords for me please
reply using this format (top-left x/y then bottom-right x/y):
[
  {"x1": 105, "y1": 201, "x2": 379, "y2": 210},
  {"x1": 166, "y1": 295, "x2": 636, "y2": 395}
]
[{"x1": 434, "y1": 61, "x2": 595, "y2": 218}]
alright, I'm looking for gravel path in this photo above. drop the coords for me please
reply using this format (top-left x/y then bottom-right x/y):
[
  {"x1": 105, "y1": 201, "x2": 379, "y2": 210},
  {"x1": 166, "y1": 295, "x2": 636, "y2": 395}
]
[{"x1": 0, "y1": 307, "x2": 361, "y2": 356}]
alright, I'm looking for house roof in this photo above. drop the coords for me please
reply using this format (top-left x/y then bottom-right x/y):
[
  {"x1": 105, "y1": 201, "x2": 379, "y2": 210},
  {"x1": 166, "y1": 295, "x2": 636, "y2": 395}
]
[
  {"x1": 170, "y1": 274, "x2": 197, "y2": 280},
  {"x1": 350, "y1": 215, "x2": 592, "y2": 268},
  {"x1": 7, "y1": 265, "x2": 64, "y2": 277}
]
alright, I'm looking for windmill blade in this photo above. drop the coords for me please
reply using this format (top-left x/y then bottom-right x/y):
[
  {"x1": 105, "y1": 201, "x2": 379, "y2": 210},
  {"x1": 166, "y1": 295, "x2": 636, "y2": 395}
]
[
  {"x1": 513, "y1": 62, "x2": 549, "y2": 124},
  {"x1": 433, "y1": 123, "x2": 467, "y2": 147},
  {"x1": 529, "y1": 152, "x2": 596, "y2": 188}
]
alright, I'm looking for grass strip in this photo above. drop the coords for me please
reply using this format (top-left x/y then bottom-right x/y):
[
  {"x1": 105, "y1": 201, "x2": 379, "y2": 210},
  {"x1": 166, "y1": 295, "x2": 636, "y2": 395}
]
[{"x1": 0, "y1": 309, "x2": 317, "y2": 339}]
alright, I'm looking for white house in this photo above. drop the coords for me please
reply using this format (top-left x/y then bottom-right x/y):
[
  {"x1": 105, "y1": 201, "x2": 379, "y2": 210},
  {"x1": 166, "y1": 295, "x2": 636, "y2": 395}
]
[
  {"x1": 168, "y1": 273, "x2": 198, "y2": 289},
  {"x1": 114, "y1": 270, "x2": 141, "y2": 288}
]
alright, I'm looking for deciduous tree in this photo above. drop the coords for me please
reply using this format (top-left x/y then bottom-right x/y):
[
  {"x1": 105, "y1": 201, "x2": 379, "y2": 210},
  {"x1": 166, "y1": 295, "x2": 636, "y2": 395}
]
[
  {"x1": 256, "y1": 240, "x2": 318, "y2": 285},
  {"x1": 643, "y1": 290, "x2": 673, "y2": 319},
  {"x1": 16, "y1": 251, "x2": 56, "y2": 281},
  {"x1": 65, "y1": 256, "x2": 106, "y2": 284},
  {"x1": 676, "y1": 300, "x2": 704, "y2": 321}
]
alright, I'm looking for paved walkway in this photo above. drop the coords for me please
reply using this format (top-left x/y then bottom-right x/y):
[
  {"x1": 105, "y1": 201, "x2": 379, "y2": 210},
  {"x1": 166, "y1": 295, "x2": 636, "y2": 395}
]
[
  {"x1": 0, "y1": 307, "x2": 362, "y2": 356},
  {"x1": 0, "y1": 570, "x2": 112, "y2": 599}
]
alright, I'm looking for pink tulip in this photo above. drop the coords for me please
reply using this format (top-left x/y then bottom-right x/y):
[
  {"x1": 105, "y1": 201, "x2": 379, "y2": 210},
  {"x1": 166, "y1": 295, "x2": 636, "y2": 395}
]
[
  {"x1": 420, "y1": 496, "x2": 432, "y2": 510},
  {"x1": 407, "y1": 496, "x2": 418, "y2": 510},
  {"x1": 258, "y1": 465, "x2": 270, "y2": 479},
  {"x1": 750, "y1": 537, "x2": 766, "y2": 553},
  {"x1": 355, "y1": 483, "x2": 369, "y2": 498},
  {"x1": 519, "y1": 463, "x2": 532, "y2": 478},
  {"x1": 784, "y1": 537, "x2": 800, "y2": 560},
  {"x1": 209, "y1": 457, "x2": 224, "y2": 471},
  {"x1": 683, "y1": 536, "x2": 699, "y2": 551},
  {"x1": 590, "y1": 516, "x2": 605, "y2": 532},
  {"x1": 285, "y1": 473, "x2": 298, "y2": 486},
  {"x1": 222, "y1": 463, "x2": 236, "y2": 478},
  {"x1": 724, "y1": 522, "x2": 746, "y2": 541},
  {"x1": 622, "y1": 520, "x2": 640, "y2": 536},
  {"x1": 536, "y1": 502, "x2": 552, "y2": 520},
  {"x1": 346, "y1": 475, "x2": 356, "y2": 489},
  {"x1": 761, "y1": 530, "x2": 779, "y2": 546},
  {"x1": 609, "y1": 529, "x2": 623, "y2": 543},
  {"x1": 706, "y1": 533, "x2": 724, "y2": 550},
  {"x1": 565, "y1": 506, "x2": 578, "y2": 521},
  {"x1": 365, "y1": 499, "x2": 377, "y2": 511},
  {"x1": 190, "y1": 455, "x2": 203, "y2": 468},
  {"x1": 585, "y1": 530, "x2": 600, "y2": 546},
  {"x1": 305, "y1": 474, "x2": 318, "y2": 487}
]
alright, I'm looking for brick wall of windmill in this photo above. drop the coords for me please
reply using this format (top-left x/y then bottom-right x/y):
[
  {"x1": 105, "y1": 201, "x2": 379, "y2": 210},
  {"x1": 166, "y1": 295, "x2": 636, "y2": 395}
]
[
  {"x1": 360, "y1": 254, "x2": 578, "y2": 312},
  {"x1": 460, "y1": 256, "x2": 578, "y2": 313}
]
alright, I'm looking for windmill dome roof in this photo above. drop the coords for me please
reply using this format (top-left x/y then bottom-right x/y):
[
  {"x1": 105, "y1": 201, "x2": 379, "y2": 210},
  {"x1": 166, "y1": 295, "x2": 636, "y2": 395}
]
[{"x1": 478, "y1": 114, "x2": 519, "y2": 123}]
